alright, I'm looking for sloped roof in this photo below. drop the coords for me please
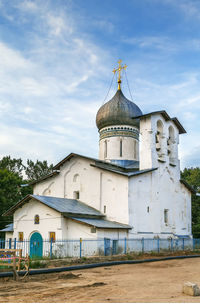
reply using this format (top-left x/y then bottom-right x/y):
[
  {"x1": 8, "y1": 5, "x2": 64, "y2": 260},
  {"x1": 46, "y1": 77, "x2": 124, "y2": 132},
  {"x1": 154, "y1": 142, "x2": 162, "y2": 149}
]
[
  {"x1": 70, "y1": 217, "x2": 131, "y2": 229},
  {"x1": 3, "y1": 195, "x2": 104, "y2": 218},
  {"x1": 0, "y1": 223, "x2": 13, "y2": 232},
  {"x1": 134, "y1": 110, "x2": 186, "y2": 134},
  {"x1": 29, "y1": 152, "x2": 157, "y2": 186},
  {"x1": 29, "y1": 171, "x2": 59, "y2": 185},
  {"x1": 91, "y1": 162, "x2": 157, "y2": 177},
  {"x1": 180, "y1": 179, "x2": 196, "y2": 194}
]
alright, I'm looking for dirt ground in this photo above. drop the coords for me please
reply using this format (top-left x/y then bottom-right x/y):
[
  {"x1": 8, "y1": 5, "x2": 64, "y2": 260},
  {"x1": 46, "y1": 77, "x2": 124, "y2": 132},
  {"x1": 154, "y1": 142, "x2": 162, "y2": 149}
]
[{"x1": 1, "y1": 258, "x2": 200, "y2": 303}]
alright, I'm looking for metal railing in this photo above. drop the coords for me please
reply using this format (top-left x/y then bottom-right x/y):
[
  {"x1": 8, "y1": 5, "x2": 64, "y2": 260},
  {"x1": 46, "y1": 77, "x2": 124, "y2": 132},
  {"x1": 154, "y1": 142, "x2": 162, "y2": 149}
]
[{"x1": 0, "y1": 238, "x2": 199, "y2": 259}]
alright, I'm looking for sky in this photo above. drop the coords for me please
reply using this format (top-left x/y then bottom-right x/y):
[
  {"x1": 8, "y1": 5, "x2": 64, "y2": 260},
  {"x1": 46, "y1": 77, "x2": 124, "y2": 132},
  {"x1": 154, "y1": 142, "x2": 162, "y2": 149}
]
[{"x1": 0, "y1": 0, "x2": 200, "y2": 169}]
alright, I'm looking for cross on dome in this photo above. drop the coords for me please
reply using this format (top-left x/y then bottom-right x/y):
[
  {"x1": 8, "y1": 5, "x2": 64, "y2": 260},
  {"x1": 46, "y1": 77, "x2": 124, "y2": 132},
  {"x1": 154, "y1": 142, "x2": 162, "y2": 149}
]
[{"x1": 113, "y1": 59, "x2": 127, "y2": 90}]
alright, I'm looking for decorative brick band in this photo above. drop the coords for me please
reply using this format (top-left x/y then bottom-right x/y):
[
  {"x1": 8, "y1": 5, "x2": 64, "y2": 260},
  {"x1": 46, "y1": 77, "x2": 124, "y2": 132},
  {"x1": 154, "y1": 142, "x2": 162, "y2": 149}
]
[{"x1": 99, "y1": 126, "x2": 139, "y2": 140}]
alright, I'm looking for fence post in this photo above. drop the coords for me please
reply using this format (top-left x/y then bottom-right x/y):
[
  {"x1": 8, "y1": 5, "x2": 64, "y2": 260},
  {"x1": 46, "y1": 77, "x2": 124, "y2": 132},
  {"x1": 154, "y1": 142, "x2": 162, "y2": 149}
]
[
  {"x1": 170, "y1": 238, "x2": 173, "y2": 251},
  {"x1": 14, "y1": 238, "x2": 16, "y2": 249},
  {"x1": 193, "y1": 238, "x2": 195, "y2": 251},
  {"x1": 157, "y1": 238, "x2": 160, "y2": 253},
  {"x1": 182, "y1": 238, "x2": 185, "y2": 250},
  {"x1": 142, "y1": 238, "x2": 144, "y2": 253},
  {"x1": 50, "y1": 238, "x2": 53, "y2": 259},
  {"x1": 80, "y1": 238, "x2": 82, "y2": 258},
  {"x1": 9, "y1": 238, "x2": 12, "y2": 249},
  {"x1": 124, "y1": 237, "x2": 127, "y2": 254}
]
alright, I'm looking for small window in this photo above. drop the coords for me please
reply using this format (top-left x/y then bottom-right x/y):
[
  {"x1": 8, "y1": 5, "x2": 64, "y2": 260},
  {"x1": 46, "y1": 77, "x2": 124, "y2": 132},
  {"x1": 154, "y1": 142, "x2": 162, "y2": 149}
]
[
  {"x1": 104, "y1": 140, "x2": 107, "y2": 158},
  {"x1": 73, "y1": 191, "x2": 80, "y2": 199},
  {"x1": 164, "y1": 209, "x2": 169, "y2": 224},
  {"x1": 91, "y1": 227, "x2": 96, "y2": 233},
  {"x1": 104, "y1": 205, "x2": 106, "y2": 213},
  {"x1": 34, "y1": 214, "x2": 40, "y2": 224},
  {"x1": 18, "y1": 232, "x2": 23, "y2": 242},
  {"x1": 49, "y1": 232, "x2": 55, "y2": 243},
  {"x1": 73, "y1": 174, "x2": 79, "y2": 182},
  {"x1": 120, "y1": 139, "x2": 122, "y2": 157},
  {"x1": 147, "y1": 206, "x2": 150, "y2": 213}
]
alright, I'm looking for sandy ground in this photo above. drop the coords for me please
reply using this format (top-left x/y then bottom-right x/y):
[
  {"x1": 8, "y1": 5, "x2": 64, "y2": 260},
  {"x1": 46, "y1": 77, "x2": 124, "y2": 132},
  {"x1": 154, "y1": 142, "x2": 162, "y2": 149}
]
[{"x1": 1, "y1": 258, "x2": 200, "y2": 303}]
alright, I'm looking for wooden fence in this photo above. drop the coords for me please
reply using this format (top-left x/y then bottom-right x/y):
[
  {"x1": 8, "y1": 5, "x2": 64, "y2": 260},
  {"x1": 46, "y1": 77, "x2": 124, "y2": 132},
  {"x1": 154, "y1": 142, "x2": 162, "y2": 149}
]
[{"x1": 0, "y1": 249, "x2": 29, "y2": 280}]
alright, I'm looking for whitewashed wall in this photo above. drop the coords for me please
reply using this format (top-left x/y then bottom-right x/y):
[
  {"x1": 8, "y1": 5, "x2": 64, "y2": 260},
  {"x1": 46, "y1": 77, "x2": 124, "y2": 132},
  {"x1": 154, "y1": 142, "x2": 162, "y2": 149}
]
[
  {"x1": 13, "y1": 199, "x2": 62, "y2": 240},
  {"x1": 128, "y1": 164, "x2": 192, "y2": 238},
  {"x1": 34, "y1": 157, "x2": 129, "y2": 224}
]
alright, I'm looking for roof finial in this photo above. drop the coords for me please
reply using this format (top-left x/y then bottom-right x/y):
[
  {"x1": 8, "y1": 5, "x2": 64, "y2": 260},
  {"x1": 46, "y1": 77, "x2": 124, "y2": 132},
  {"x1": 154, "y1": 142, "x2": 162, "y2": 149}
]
[{"x1": 113, "y1": 59, "x2": 127, "y2": 90}]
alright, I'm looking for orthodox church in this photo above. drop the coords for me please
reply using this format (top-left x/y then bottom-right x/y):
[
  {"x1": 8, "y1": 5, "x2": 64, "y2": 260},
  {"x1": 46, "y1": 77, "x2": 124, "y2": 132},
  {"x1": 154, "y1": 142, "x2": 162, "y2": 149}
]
[{"x1": 2, "y1": 61, "x2": 193, "y2": 248}]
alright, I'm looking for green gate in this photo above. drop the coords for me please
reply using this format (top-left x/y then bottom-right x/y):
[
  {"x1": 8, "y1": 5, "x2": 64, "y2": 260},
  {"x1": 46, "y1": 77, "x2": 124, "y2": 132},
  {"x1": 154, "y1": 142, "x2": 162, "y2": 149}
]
[{"x1": 30, "y1": 232, "x2": 43, "y2": 258}]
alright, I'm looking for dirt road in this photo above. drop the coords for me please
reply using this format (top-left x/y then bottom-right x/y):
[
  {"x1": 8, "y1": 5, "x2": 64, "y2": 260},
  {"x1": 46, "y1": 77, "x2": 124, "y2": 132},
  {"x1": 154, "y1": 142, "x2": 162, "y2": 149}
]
[{"x1": 1, "y1": 258, "x2": 200, "y2": 302}]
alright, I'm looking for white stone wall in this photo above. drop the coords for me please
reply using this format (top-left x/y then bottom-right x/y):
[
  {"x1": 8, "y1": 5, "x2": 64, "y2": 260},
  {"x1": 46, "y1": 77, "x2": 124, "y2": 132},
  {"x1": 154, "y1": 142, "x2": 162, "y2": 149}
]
[
  {"x1": 5, "y1": 231, "x2": 13, "y2": 241},
  {"x1": 61, "y1": 218, "x2": 98, "y2": 240},
  {"x1": 97, "y1": 229, "x2": 128, "y2": 239},
  {"x1": 34, "y1": 156, "x2": 129, "y2": 224},
  {"x1": 13, "y1": 199, "x2": 62, "y2": 240},
  {"x1": 128, "y1": 167, "x2": 192, "y2": 238}
]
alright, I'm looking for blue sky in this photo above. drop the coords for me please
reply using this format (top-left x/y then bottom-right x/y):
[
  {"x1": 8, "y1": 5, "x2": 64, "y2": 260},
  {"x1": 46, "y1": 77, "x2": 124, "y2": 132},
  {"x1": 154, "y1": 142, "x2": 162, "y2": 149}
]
[{"x1": 0, "y1": 0, "x2": 200, "y2": 169}]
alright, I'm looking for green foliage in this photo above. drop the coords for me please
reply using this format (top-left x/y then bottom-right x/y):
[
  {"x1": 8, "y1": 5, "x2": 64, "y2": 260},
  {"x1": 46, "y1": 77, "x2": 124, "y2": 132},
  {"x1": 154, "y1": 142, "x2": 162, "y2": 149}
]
[
  {"x1": 181, "y1": 167, "x2": 200, "y2": 192},
  {"x1": 25, "y1": 159, "x2": 54, "y2": 181},
  {"x1": 181, "y1": 167, "x2": 200, "y2": 238},
  {"x1": 0, "y1": 169, "x2": 23, "y2": 232},
  {"x1": 29, "y1": 259, "x2": 48, "y2": 268},
  {"x1": 0, "y1": 156, "x2": 53, "y2": 234},
  {"x1": 0, "y1": 156, "x2": 25, "y2": 177}
]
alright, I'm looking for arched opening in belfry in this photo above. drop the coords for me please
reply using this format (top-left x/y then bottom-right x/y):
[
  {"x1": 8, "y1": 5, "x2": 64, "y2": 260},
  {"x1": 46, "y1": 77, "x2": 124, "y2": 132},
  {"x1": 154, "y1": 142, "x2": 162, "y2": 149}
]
[
  {"x1": 168, "y1": 125, "x2": 176, "y2": 164},
  {"x1": 155, "y1": 120, "x2": 164, "y2": 159}
]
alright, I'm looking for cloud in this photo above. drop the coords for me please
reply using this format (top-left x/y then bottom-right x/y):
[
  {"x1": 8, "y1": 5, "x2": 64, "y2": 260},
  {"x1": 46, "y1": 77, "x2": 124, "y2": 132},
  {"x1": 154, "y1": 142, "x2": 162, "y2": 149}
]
[
  {"x1": 0, "y1": 0, "x2": 199, "y2": 169},
  {"x1": 163, "y1": 0, "x2": 200, "y2": 20},
  {"x1": 0, "y1": 1, "x2": 110, "y2": 164},
  {"x1": 123, "y1": 36, "x2": 178, "y2": 52}
]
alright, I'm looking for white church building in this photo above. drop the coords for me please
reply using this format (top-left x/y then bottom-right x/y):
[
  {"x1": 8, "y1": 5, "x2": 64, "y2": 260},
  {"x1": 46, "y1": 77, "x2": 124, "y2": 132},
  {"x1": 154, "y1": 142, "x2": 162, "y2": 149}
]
[{"x1": 1, "y1": 61, "x2": 193, "y2": 256}]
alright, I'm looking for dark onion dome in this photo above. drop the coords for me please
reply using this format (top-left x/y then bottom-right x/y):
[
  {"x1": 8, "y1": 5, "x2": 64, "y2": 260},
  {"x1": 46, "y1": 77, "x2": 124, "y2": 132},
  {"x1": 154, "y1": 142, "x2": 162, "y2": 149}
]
[{"x1": 96, "y1": 89, "x2": 142, "y2": 130}]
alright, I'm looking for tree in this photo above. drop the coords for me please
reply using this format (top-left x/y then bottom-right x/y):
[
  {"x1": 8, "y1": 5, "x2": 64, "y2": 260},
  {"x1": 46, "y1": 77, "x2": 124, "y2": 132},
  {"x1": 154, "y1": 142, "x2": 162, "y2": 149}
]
[
  {"x1": 0, "y1": 156, "x2": 53, "y2": 234},
  {"x1": 0, "y1": 156, "x2": 25, "y2": 177},
  {"x1": 181, "y1": 167, "x2": 200, "y2": 238},
  {"x1": 25, "y1": 159, "x2": 54, "y2": 181},
  {"x1": 181, "y1": 167, "x2": 200, "y2": 192},
  {"x1": 0, "y1": 169, "x2": 25, "y2": 233}
]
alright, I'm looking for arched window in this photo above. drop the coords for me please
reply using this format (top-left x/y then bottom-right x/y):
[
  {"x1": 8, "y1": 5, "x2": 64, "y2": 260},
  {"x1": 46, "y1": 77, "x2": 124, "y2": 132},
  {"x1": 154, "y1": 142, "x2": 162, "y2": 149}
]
[
  {"x1": 133, "y1": 140, "x2": 137, "y2": 159},
  {"x1": 34, "y1": 215, "x2": 40, "y2": 224},
  {"x1": 73, "y1": 174, "x2": 79, "y2": 182},
  {"x1": 104, "y1": 140, "x2": 107, "y2": 158},
  {"x1": 168, "y1": 126, "x2": 176, "y2": 165},
  {"x1": 155, "y1": 120, "x2": 164, "y2": 160},
  {"x1": 120, "y1": 139, "x2": 122, "y2": 157}
]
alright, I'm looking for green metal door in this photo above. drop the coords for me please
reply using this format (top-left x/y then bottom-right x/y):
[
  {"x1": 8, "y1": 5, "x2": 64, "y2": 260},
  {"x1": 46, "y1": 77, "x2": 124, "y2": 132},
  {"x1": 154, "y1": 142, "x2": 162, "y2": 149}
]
[{"x1": 30, "y1": 232, "x2": 43, "y2": 258}]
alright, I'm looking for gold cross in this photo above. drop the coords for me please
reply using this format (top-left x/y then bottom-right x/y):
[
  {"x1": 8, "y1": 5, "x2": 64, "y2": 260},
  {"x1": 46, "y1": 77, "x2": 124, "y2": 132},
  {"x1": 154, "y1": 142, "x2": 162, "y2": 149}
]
[{"x1": 113, "y1": 59, "x2": 127, "y2": 90}]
